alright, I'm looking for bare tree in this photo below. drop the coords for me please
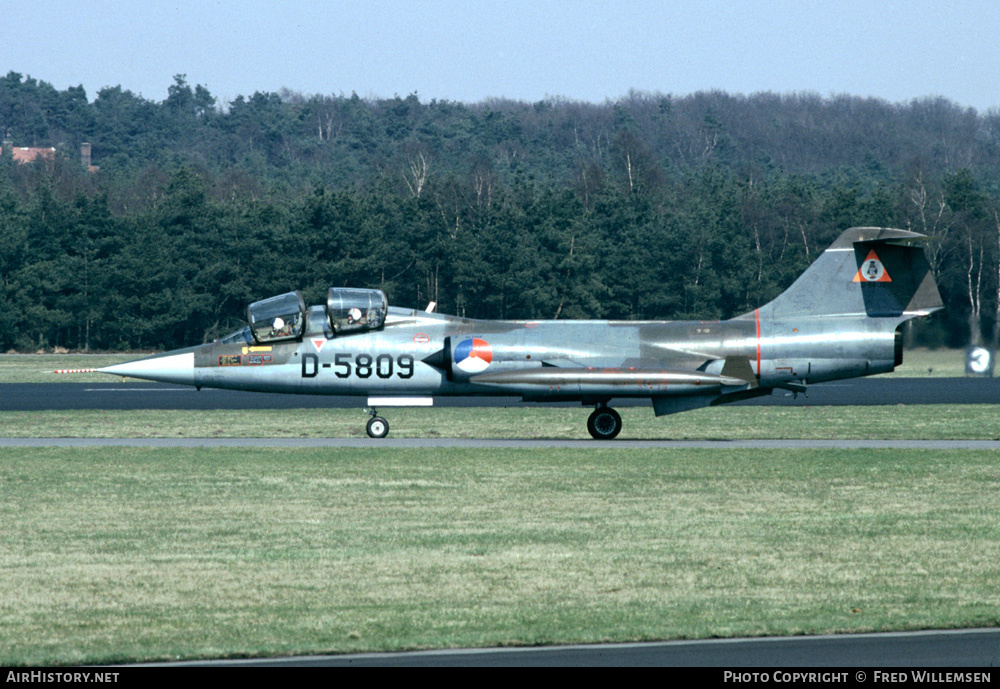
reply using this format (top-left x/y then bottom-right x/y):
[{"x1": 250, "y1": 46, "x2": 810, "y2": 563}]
[
  {"x1": 907, "y1": 171, "x2": 953, "y2": 277},
  {"x1": 966, "y1": 230, "x2": 985, "y2": 345},
  {"x1": 403, "y1": 151, "x2": 430, "y2": 198},
  {"x1": 470, "y1": 157, "x2": 495, "y2": 210}
]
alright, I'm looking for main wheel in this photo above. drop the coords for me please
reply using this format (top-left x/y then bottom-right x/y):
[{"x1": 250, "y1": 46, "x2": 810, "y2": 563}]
[
  {"x1": 587, "y1": 406, "x2": 622, "y2": 440},
  {"x1": 366, "y1": 416, "x2": 389, "y2": 438}
]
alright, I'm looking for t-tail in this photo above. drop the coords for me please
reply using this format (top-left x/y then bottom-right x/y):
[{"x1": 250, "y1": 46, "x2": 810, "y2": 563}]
[
  {"x1": 737, "y1": 226, "x2": 943, "y2": 387},
  {"x1": 755, "y1": 226, "x2": 942, "y2": 321}
]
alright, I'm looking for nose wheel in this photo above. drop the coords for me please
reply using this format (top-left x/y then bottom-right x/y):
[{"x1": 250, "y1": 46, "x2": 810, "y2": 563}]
[
  {"x1": 366, "y1": 409, "x2": 390, "y2": 438},
  {"x1": 587, "y1": 405, "x2": 622, "y2": 440}
]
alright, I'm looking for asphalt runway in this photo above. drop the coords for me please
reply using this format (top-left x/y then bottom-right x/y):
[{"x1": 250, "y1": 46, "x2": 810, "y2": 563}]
[
  {"x1": 2, "y1": 376, "x2": 999, "y2": 411},
  {"x1": 145, "y1": 628, "x2": 1000, "y2": 667}
]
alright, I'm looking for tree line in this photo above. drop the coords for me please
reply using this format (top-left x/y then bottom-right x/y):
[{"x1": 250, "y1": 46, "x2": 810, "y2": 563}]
[{"x1": 1, "y1": 71, "x2": 998, "y2": 351}]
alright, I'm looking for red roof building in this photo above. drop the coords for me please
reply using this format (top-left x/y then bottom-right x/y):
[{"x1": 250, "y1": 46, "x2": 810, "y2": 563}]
[
  {"x1": 0, "y1": 146, "x2": 57, "y2": 164},
  {"x1": 2, "y1": 131, "x2": 96, "y2": 171}
]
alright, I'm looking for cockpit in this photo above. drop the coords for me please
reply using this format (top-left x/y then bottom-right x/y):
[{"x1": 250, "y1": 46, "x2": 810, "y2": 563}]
[
  {"x1": 238, "y1": 288, "x2": 388, "y2": 345},
  {"x1": 247, "y1": 291, "x2": 307, "y2": 343},
  {"x1": 326, "y1": 288, "x2": 387, "y2": 335}
]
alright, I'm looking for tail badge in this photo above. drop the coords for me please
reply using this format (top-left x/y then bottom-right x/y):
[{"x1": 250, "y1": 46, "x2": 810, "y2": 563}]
[{"x1": 853, "y1": 249, "x2": 892, "y2": 283}]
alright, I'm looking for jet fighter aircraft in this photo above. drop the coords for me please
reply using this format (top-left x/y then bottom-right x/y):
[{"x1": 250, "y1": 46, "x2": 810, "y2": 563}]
[{"x1": 99, "y1": 227, "x2": 942, "y2": 439}]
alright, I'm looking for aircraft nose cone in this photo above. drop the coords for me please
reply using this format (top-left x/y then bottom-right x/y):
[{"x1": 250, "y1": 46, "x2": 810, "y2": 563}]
[{"x1": 99, "y1": 351, "x2": 196, "y2": 385}]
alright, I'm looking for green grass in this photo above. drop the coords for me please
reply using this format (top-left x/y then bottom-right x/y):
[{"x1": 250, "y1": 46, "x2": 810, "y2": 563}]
[
  {"x1": 1, "y1": 446, "x2": 997, "y2": 666},
  {"x1": 883, "y1": 348, "x2": 969, "y2": 378},
  {"x1": 1, "y1": 404, "x2": 998, "y2": 440},
  {"x1": 0, "y1": 347, "x2": 971, "y2": 382},
  {"x1": 0, "y1": 353, "x2": 137, "y2": 383}
]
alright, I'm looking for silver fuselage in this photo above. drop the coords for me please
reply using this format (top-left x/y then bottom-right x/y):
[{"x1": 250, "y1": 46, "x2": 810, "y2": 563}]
[{"x1": 104, "y1": 307, "x2": 898, "y2": 399}]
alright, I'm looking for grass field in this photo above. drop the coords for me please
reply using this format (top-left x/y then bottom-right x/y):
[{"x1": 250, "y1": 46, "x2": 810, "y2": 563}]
[
  {"x1": 0, "y1": 354, "x2": 136, "y2": 383},
  {"x1": 0, "y1": 347, "x2": 973, "y2": 383},
  {"x1": 1, "y1": 446, "x2": 998, "y2": 666},
  {"x1": 0, "y1": 404, "x2": 998, "y2": 440}
]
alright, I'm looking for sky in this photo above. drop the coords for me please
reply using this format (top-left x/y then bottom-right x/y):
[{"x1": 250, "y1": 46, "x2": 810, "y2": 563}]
[{"x1": 3, "y1": 0, "x2": 1000, "y2": 112}]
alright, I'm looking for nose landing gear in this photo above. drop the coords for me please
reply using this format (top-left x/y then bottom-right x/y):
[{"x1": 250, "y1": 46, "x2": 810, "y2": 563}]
[{"x1": 587, "y1": 404, "x2": 622, "y2": 440}]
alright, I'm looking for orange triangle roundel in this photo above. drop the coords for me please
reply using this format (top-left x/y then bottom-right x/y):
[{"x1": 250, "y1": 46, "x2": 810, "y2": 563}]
[{"x1": 853, "y1": 249, "x2": 892, "y2": 283}]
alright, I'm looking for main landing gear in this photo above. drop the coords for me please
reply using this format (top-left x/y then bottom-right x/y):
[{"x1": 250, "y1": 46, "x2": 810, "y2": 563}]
[
  {"x1": 366, "y1": 408, "x2": 389, "y2": 438},
  {"x1": 364, "y1": 403, "x2": 623, "y2": 440},
  {"x1": 587, "y1": 404, "x2": 622, "y2": 440}
]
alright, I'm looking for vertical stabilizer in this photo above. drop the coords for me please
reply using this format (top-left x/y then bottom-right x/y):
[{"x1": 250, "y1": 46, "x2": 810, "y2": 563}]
[{"x1": 752, "y1": 227, "x2": 942, "y2": 322}]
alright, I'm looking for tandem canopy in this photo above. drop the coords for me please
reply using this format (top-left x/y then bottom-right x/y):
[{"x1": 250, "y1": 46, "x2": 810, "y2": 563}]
[{"x1": 246, "y1": 288, "x2": 387, "y2": 344}]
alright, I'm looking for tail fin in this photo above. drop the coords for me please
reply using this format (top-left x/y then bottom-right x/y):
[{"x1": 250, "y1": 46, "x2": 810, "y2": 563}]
[{"x1": 755, "y1": 227, "x2": 942, "y2": 321}]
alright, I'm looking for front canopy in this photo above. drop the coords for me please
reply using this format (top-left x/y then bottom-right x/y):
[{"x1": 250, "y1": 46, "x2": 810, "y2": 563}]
[{"x1": 247, "y1": 291, "x2": 306, "y2": 343}]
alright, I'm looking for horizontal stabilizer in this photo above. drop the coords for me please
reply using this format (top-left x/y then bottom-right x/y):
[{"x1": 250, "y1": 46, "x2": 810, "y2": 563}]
[{"x1": 871, "y1": 236, "x2": 938, "y2": 246}]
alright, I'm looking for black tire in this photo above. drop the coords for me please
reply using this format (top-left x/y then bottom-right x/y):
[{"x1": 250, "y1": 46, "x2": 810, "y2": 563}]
[
  {"x1": 366, "y1": 416, "x2": 389, "y2": 438},
  {"x1": 587, "y1": 407, "x2": 622, "y2": 440}
]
